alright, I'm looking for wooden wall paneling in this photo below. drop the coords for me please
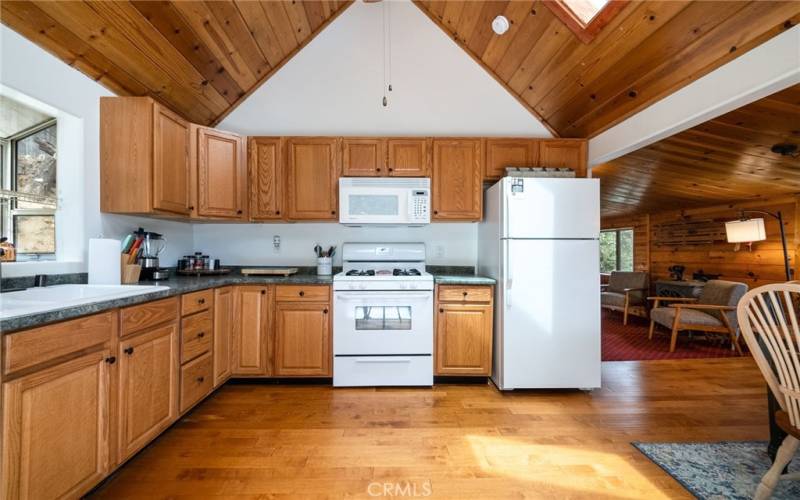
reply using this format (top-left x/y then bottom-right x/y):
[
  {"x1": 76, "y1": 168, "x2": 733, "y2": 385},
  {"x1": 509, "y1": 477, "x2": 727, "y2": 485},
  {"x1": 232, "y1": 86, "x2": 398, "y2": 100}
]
[
  {"x1": 249, "y1": 137, "x2": 285, "y2": 220},
  {"x1": 602, "y1": 214, "x2": 650, "y2": 273},
  {"x1": 234, "y1": 1, "x2": 285, "y2": 67},
  {"x1": 480, "y1": 1, "x2": 535, "y2": 69},
  {"x1": 203, "y1": 0, "x2": 273, "y2": 80},
  {"x1": 284, "y1": 0, "x2": 314, "y2": 43},
  {"x1": 260, "y1": 1, "x2": 302, "y2": 55}
]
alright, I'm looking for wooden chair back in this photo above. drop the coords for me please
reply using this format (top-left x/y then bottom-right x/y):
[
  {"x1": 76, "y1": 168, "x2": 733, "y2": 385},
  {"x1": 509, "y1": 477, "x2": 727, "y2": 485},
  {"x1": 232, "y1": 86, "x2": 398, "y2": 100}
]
[{"x1": 738, "y1": 283, "x2": 800, "y2": 429}]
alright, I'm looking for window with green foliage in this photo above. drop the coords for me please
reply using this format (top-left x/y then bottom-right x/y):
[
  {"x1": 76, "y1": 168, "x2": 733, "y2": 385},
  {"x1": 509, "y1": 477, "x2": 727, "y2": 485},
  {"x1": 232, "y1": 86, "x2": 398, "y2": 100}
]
[{"x1": 600, "y1": 228, "x2": 633, "y2": 273}]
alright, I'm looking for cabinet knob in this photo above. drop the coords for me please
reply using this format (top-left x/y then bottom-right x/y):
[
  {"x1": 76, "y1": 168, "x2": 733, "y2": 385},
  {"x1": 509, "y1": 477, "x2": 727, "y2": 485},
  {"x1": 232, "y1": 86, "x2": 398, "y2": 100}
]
[
  {"x1": 299, "y1": 291, "x2": 305, "y2": 297},
  {"x1": 197, "y1": 332, "x2": 205, "y2": 338},
  {"x1": 433, "y1": 210, "x2": 439, "y2": 215},
  {"x1": 237, "y1": 209, "x2": 243, "y2": 215},
  {"x1": 388, "y1": 167, "x2": 394, "y2": 172},
  {"x1": 105, "y1": 356, "x2": 116, "y2": 364},
  {"x1": 261, "y1": 289, "x2": 266, "y2": 295},
  {"x1": 323, "y1": 308, "x2": 328, "y2": 314},
  {"x1": 463, "y1": 291, "x2": 468, "y2": 297},
  {"x1": 189, "y1": 205, "x2": 194, "y2": 211},
  {"x1": 197, "y1": 376, "x2": 205, "y2": 383},
  {"x1": 439, "y1": 308, "x2": 444, "y2": 313},
  {"x1": 124, "y1": 347, "x2": 134, "y2": 356},
  {"x1": 375, "y1": 168, "x2": 381, "y2": 172},
  {"x1": 275, "y1": 210, "x2": 280, "y2": 215},
  {"x1": 331, "y1": 210, "x2": 336, "y2": 215},
  {"x1": 198, "y1": 298, "x2": 205, "y2": 304}
]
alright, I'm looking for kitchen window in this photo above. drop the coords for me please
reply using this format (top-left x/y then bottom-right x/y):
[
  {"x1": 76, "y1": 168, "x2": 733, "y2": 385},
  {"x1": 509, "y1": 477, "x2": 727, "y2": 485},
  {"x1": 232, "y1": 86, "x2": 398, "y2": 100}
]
[
  {"x1": 600, "y1": 228, "x2": 633, "y2": 273},
  {"x1": 0, "y1": 119, "x2": 57, "y2": 259},
  {"x1": 544, "y1": 0, "x2": 627, "y2": 43}
]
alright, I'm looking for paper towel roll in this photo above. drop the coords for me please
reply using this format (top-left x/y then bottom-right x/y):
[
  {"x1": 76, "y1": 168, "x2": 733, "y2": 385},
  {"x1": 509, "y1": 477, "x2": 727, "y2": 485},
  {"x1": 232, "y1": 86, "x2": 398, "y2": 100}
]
[{"x1": 88, "y1": 238, "x2": 121, "y2": 285}]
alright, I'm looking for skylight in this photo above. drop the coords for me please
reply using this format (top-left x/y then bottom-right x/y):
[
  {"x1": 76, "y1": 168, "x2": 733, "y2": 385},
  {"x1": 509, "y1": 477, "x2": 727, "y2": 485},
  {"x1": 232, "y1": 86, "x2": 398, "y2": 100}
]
[{"x1": 561, "y1": 0, "x2": 611, "y2": 26}]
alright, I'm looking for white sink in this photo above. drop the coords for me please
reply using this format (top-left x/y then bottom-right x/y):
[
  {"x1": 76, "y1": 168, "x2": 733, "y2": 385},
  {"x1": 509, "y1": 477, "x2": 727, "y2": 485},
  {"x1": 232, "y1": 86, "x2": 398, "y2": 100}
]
[{"x1": 0, "y1": 284, "x2": 169, "y2": 320}]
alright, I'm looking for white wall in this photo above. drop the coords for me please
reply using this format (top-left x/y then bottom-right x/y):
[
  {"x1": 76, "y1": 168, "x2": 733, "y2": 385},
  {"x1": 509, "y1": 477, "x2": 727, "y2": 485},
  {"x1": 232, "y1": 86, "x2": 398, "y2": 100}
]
[{"x1": 0, "y1": 26, "x2": 194, "y2": 276}]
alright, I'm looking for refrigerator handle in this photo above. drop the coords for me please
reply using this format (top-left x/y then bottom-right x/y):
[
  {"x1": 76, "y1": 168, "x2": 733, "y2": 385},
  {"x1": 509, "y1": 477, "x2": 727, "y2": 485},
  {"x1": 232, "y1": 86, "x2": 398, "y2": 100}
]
[
  {"x1": 503, "y1": 190, "x2": 510, "y2": 237},
  {"x1": 505, "y1": 241, "x2": 512, "y2": 309}
]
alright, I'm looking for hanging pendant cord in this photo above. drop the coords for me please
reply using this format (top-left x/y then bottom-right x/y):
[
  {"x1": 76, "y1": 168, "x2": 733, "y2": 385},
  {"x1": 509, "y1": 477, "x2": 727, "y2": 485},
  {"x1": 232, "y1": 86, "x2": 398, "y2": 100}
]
[
  {"x1": 387, "y1": 0, "x2": 392, "y2": 93},
  {"x1": 382, "y1": 2, "x2": 387, "y2": 107}
]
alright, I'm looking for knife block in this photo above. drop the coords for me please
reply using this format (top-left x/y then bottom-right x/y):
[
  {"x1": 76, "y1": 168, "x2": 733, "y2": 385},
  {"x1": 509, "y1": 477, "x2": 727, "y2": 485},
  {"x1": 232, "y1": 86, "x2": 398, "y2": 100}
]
[{"x1": 121, "y1": 255, "x2": 141, "y2": 284}]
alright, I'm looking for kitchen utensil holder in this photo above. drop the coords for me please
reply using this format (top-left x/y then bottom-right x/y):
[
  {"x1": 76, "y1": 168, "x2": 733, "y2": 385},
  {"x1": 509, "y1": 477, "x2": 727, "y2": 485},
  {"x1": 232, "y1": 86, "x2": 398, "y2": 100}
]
[
  {"x1": 121, "y1": 255, "x2": 141, "y2": 284},
  {"x1": 317, "y1": 257, "x2": 332, "y2": 276}
]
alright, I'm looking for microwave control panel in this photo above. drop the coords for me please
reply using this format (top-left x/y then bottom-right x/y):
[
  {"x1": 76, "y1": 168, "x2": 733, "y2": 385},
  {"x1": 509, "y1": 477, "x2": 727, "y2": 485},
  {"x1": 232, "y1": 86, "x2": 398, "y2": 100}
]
[{"x1": 410, "y1": 190, "x2": 430, "y2": 222}]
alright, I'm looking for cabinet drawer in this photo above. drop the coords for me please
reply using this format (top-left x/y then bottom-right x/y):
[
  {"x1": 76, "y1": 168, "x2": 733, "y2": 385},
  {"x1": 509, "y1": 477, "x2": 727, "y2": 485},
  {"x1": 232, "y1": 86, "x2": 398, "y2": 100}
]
[
  {"x1": 121, "y1": 297, "x2": 178, "y2": 336},
  {"x1": 181, "y1": 310, "x2": 213, "y2": 362},
  {"x1": 181, "y1": 289, "x2": 213, "y2": 316},
  {"x1": 437, "y1": 286, "x2": 493, "y2": 303},
  {"x1": 275, "y1": 285, "x2": 329, "y2": 302},
  {"x1": 3, "y1": 311, "x2": 115, "y2": 375},
  {"x1": 180, "y1": 352, "x2": 213, "y2": 412}
]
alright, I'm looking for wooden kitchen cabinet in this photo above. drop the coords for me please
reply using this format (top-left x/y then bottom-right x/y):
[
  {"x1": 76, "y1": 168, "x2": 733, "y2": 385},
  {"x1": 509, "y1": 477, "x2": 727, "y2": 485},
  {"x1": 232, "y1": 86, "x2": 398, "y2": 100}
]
[
  {"x1": 101, "y1": 96, "x2": 190, "y2": 216},
  {"x1": 214, "y1": 286, "x2": 234, "y2": 386},
  {"x1": 2, "y1": 349, "x2": 112, "y2": 500},
  {"x1": 538, "y1": 139, "x2": 588, "y2": 177},
  {"x1": 387, "y1": 138, "x2": 429, "y2": 176},
  {"x1": 117, "y1": 323, "x2": 179, "y2": 462},
  {"x1": 342, "y1": 138, "x2": 386, "y2": 176},
  {"x1": 435, "y1": 285, "x2": 493, "y2": 376},
  {"x1": 232, "y1": 286, "x2": 270, "y2": 376},
  {"x1": 285, "y1": 137, "x2": 340, "y2": 221},
  {"x1": 274, "y1": 285, "x2": 331, "y2": 377},
  {"x1": 249, "y1": 137, "x2": 284, "y2": 220},
  {"x1": 432, "y1": 139, "x2": 483, "y2": 220},
  {"x1": 484, "y1": 138, "x2": 539, "y2": 180},
  {"x1": 193, "y1": 126, "x2": 247, "y2": 220}
]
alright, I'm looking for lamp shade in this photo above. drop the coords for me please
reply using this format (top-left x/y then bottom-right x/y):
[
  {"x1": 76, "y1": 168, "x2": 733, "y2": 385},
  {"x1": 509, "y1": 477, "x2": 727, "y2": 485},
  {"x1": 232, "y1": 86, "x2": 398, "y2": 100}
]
[{"x1": 725, "y1": 218, "x2": 766, "y2": 243}]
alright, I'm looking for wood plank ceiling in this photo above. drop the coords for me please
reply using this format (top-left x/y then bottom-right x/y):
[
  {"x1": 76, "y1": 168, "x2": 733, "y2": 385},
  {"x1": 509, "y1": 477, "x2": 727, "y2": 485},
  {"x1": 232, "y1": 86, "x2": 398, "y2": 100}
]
[
  {"x1": 414, "y1": 0, "x2": 800, "y2": 138},
  {"x1": 0, "y1": 1, "x2": 352, "y2": 126},
  {"x1": 593, "y1": 84, "x2": 800, "y2": 217}
]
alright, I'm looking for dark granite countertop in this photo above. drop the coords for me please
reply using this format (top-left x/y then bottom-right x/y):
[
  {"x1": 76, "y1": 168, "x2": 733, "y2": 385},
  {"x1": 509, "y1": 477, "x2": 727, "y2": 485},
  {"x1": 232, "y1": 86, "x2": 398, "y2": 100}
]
[{"x1": 1, "y1": 270, "x2": 494, "y2": 333}]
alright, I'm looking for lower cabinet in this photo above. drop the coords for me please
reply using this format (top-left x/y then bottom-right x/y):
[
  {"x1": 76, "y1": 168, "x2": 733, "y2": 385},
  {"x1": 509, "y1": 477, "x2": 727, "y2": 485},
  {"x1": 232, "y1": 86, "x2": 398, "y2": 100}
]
[
  {"x1": 435, "y1": 286, "x2": 494, "y2": 376},
  {"x1": 2, "y1": 349, "x2": 112, "y2": 499},
  {"x1": 213, "y1": 286, "x2": 234, "y2": 386},
  {"x1": 117, "y1": 323, "x2": 179, "y2": 462},
  {"x1": 232, "y1": 286, "x2": 270, "y2": 375},
  {"x1": 274, "y1": 287, "x2": 332, "y2": 377}
]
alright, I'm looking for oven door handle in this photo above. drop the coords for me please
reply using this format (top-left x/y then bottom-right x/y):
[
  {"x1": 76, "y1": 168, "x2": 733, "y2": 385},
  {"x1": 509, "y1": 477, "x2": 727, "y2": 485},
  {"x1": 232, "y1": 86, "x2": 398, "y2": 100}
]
[{"x1": 335, "y1": 293, "x2": 432, "y2": 300}]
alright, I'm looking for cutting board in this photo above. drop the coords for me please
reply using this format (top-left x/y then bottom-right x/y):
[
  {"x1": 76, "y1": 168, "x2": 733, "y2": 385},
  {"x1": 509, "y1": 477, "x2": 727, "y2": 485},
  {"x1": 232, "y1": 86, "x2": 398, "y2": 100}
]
[{"x1": 240, "y1": 267, "x2": 298, "y2": 277}]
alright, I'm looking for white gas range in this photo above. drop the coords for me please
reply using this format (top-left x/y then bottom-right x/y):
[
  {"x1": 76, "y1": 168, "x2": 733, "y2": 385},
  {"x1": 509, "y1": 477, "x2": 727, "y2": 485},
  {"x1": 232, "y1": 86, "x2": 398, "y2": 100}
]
[{"x1": 333, "y1": 243, "x2": 434, "y2": 387}]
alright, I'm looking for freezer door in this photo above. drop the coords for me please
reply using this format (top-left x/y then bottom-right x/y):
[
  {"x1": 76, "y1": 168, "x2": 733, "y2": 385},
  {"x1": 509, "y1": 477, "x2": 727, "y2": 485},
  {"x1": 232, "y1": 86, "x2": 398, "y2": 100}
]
[
  {"x1": 499, "y1": 239, "x2": 600, "y2": 389},
  {"x1": 503, "y1": 178, "x2": 599, "y2": 239}
]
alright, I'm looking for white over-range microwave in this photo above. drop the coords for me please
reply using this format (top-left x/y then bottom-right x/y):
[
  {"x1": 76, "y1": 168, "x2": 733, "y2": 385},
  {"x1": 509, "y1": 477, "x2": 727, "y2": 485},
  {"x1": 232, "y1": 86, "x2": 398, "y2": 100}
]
[{"x1": 339, "y1": 177, "x2": 430, "y2": 226}]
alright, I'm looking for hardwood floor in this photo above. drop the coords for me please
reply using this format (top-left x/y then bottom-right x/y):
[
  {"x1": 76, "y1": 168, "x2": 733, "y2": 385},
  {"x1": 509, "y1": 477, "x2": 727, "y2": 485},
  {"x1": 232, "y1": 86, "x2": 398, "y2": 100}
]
[{"x1": 90, "y1": 358, "x2": 767, "y2": 499}]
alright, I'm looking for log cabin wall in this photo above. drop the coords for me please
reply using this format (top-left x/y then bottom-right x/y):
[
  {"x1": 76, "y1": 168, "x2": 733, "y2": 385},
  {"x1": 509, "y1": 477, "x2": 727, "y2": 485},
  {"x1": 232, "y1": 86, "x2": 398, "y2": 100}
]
[{"x1": 601, "y1": 196, "x2": 798, "y2": 290}]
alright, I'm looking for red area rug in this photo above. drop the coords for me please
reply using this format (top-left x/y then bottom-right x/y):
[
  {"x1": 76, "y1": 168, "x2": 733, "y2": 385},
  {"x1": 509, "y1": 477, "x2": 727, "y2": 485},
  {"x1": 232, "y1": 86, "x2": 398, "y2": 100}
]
[{"x1": 601, "y1": 309, "x2": 744, "y2": 361}]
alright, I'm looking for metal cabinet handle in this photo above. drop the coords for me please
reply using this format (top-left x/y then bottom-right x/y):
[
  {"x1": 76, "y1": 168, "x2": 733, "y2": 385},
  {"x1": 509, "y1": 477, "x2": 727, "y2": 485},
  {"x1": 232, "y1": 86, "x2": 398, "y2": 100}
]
[
  {"x1": 105, "y1": 356, "x2": 116, "y2": 364},
  {"x1": 197, "y1": 376, "x2": 205, "y2": 383},
  {"x1": 197, "y1": 332, "x2": 205, "y2": 338},
  {"x1": 299, "y1": 291, "x2": 305, "y2": 297},
  {"x1": 198, "y1": 298, "x2": 206, "y2": 304},
  {"x1": 124, "y1": 347, "x2": 134, "y2": 356}
]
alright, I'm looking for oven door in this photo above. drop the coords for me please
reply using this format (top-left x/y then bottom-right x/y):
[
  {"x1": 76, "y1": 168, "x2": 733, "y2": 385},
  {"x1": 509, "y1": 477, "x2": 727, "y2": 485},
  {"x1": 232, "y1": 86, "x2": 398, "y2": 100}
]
[
  {"x1": 333, "y1": 291, "x2": 433, "y2": 355},
  {"x1": 339, "y1": 186, "x2": 410, "y2": 225}
]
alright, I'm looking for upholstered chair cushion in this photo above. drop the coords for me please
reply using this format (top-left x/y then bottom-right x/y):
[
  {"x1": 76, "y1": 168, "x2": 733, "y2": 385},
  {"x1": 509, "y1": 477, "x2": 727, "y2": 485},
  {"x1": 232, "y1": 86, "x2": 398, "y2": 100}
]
[
  {"x1": 698, "y1": 280, "x2": 748, "y2": 330},
  {"x1": 601, "y1": 292, "x2": 627, "y2": 308},
  {"x1": 607, "y1": 271, "x2": 649, "y2": 304},
  {"x1": 651, "y1": 307, "x2": 723, "y2": 329}
]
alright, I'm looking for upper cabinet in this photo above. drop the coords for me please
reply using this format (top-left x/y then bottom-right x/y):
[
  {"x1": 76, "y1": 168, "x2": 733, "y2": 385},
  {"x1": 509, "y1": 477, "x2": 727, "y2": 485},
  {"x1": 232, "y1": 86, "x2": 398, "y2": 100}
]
[
  {"x1": 539, "y1": 139, "x2": 588, "y2": 178},
  {"x1": 387, "y1": 138, "x2": 429, "y2": 177},
  {"x1": 192, "y1": 127, "x2": 247, "y2": 220},
  {"x1": 285, "y1": 138, "x2": 340, "y2": 221},
  {"x1": 342, "y1": 138, "x2": 386, "y2": 176},
  {"x1": 101, "y1": 97, "x2": 190, "y2": 216},
  {"x1": 484, "y1": 139, "x2": 539, "y2": 181},
  {"x1": 249, "y1": 137, "x2": 284, "y2": 221},
  {"x1": 432, "y1": 139, "x2": 483, "y2": 221}
]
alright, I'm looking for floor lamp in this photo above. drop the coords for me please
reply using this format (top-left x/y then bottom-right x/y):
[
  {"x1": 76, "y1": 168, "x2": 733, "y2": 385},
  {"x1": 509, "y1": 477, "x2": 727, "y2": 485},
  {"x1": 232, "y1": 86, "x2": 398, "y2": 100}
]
[{"x1": 725, "y1": 210, "x2": 792, "y2": 461}]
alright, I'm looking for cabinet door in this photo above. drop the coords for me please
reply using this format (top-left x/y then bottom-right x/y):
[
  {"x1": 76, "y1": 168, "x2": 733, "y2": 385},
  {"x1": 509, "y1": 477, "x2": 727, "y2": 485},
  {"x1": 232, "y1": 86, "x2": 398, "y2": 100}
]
[
  {"x1": 435, "y1": 303, "x2": 493, "y2": 376},
  {"x1": 249, "y1": 137, "x2": 284, "y2": 220},
  {"x1": 484, "y1": 139, "x2": 538, "y2": 180},
  {"x1": 387, "y1": 138, "x2": 428, "y2": 176},
  {"x1": 538, "y1": 139, "x2": 587, "y2": 177},
  {"x1": 197, "y1": 128, "x2": 246, "y2": 219},
  {"x1": 342, "y1": 138, "x2": 385, "y2": 176},
  {"x1": 117, "y1": 324, "x2": 179, "y2": 462},
  {"x1": 286, "y1": 138, "x2": 340, "y2": 220},
  {"x1": 432, "y1": 139, "x2": 483, "y2": 220},
  {"x1": 153, "y1": 104, "x2": 190, "y2": 214},
  {"x1": 213, "y1": 286, "x2": 233, "y2": 386},
  {"x1": 232, "y1": 286, "x2": 269, "y2": 375},
  {"x1": 274, "y1": 302, "x2": 331, "y2": 377},
  {"x1": 2, "y1": 350, "x2": 111, "y2": 500}
]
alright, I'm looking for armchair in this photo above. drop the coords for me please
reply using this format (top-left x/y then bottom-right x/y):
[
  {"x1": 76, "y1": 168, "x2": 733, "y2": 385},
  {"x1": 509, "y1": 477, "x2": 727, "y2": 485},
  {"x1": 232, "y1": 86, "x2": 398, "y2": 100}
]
[
  {"x1": 648, "y1": 280, "x2": 748, "y2": 353},
  {"x1": 601, "y1": 271, "x2": 649, "y2": 325}
]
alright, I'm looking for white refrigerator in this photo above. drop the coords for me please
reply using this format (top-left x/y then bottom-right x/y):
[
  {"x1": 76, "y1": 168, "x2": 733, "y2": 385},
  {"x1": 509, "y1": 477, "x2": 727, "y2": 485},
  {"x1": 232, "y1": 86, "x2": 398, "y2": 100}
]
[{"x1": 478, "y1": 177, "x2": 601, "y2": 390}]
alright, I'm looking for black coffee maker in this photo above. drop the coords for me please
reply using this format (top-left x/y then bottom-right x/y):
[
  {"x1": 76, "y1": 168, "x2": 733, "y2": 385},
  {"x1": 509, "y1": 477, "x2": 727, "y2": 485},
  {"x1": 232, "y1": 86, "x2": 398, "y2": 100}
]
[{"x1": 668, "y1": 265, "x2": 685, "y2": 281}]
